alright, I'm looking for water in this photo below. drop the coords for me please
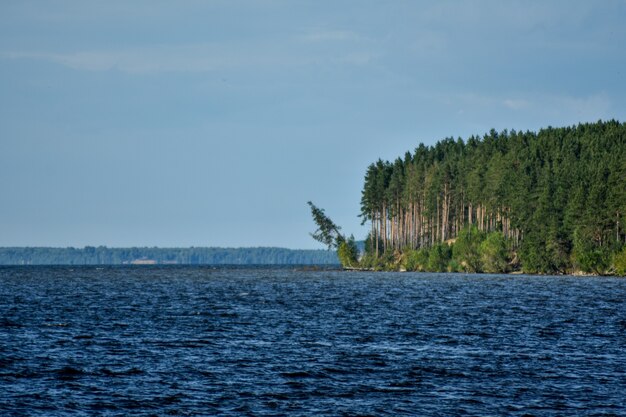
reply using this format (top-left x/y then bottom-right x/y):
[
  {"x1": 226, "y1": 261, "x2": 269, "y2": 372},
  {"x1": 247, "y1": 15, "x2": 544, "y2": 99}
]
[{"x1": 1, "y1": 266, "x2": 625, "y2": 416}]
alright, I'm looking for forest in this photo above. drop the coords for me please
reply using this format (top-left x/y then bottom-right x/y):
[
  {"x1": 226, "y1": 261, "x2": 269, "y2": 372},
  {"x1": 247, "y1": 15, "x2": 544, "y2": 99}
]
[
  {"x1": 0, "y1": 246, "x2": 339, "y2": 266},
  {"x1": 311, "y1": 120, "x2": 626, "y2": 275}
]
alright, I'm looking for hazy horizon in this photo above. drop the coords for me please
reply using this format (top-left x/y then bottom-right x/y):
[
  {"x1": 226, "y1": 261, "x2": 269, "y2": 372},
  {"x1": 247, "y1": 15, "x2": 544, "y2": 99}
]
[
  {"x1": 2, "y1": 1, "x2": 625, "y2": 249},
  {"x1": 0, "y1": 244, "x2": 336, "y2": 250}
]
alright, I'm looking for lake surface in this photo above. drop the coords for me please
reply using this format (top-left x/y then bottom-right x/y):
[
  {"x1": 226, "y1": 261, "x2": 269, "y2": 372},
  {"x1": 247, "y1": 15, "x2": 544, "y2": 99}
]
[{"x1": 1, "y1": 266, "x2": 625, "y2": 416}]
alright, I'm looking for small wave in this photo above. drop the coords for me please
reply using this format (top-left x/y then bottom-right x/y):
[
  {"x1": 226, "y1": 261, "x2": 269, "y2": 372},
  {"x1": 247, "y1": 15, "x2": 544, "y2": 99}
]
[
  {"x1": 322, "y1": 366, "x2": 351, "y2": 375},
  {"x1": 0, "y1": 356, "x2": 18, "y2": 368},
  {"x1": 280, "y1": 370, "x2": 315, "y2": 378},
  {"x1": 155, "y1": 393, "x2": 185, "y2": 405},
  {"x1": 307, "y1": 341, "x2": 332, "y2": 347},
  {"x1": 372, "y1": 385, "x2": 416, "y2": 394},
  {"x1": 89, "y1": 401, "x2": 120, "y2": 411},
  {"x1": 260, "y1": 392, "x2": 292, "y2": 401},
  {"x1": 146, "y1": 339, "x2": 216, "y2": 348},
  {"x1": 284, "y1": 380, "x2": 307, "y2": 389},
  {"x1": 0, "y1": 319, "x2": 22, "y2": 328},
  {"x1": 53, "y1": 366, "x2": 86, "y2": 380},
  {"x1": 100, "y1": 367, "x2": 144, "y2": 377}
]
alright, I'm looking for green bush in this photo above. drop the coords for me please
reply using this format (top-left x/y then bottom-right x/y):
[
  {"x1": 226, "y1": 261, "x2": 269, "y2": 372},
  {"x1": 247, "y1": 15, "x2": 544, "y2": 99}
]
[
  {"x1": 448, "y1": 259, "x2": 462, "y2": 272},
  {"x1": 572, "y1": 229, "x2": 611, "y2": 274},
  {"x1": 613, "y1": 246, "x2": 626, "y2": 276},
  {"x1": 403, "y1": 250, "x2": 419, "y2": 271},
  {"x1": 453, "y1": 226, "x2": 485, "y2": 272},
  {"x1": 403, "y1": 248, "x2": 430, "y2": 272},
  {"x1": 480, "y1": 232, "x2": 510, "y2": 273},
  {"x1": 337, "y1": 235, "x2": 359, "y2": 268},
  {"x1": 428, "y1": 243, "x2": 452, "y2": 272}
]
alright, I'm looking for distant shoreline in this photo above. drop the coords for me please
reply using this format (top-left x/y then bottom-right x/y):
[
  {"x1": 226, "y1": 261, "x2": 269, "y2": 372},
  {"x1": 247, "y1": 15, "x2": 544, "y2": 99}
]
[{"x1": 0, "y1": 246, "x2": 339, "y2": 266}]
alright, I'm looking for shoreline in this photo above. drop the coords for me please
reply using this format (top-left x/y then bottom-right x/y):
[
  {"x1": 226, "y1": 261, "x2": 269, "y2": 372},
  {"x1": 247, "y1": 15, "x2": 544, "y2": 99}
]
[{"x1": 342, "y1": 266, "x2": 622, "y2": 277}]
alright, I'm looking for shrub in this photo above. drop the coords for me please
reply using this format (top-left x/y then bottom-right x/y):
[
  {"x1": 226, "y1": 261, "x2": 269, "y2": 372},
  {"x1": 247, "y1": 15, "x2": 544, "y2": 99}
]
[
  {"x1": 572, "y1": 229, "x2": 611, "y2": 274},
  {"x1": 337, "y1": 235, "x2": 359, "y2": 268},
  {"x1": 404, "y1": 248, "x2": 430, "y2": 272},
  {"x1": 453, "y1": 226, "x2": 485, "y2": 272},
  {"x1": 613, "y1": 246, "x2": 626, "y2": 276},
  {"x1": 480, "y1": 232, "x2": 510, "y2": 273},
  {"x1": 428, "y1": 243, "x2": 452, "y2": 272}
]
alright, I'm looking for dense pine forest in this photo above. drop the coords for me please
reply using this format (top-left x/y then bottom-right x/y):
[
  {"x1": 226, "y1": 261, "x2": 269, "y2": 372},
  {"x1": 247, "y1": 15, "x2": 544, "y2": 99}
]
[{"x1": 312, "y1": 120, "x2": 626, "y2": 275}]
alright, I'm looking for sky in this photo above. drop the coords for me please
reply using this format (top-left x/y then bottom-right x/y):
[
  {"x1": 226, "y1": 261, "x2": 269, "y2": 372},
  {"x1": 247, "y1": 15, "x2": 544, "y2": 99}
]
[{"x1": 1, "y1": 0, "x2": 625, "y2": 249}]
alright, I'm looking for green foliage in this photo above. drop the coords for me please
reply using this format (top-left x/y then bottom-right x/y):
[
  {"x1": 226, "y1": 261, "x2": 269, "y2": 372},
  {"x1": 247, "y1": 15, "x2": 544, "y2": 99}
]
[
  {"x1": 359, "y1": 120, "x2": 626, "y2": 275},
  {"x1": 447, "y1": 259, "x2": 463, "y2": 273},
  {"x1": 403, "y1": 249, "x2": 429, "y2": 272},
  {"x1": 480, "y1": 232, "x2": 510, "y2": 273},
  {"x1": 453, "y1": 226, "x2": 485, "y2": 272},
  {"x1": 363, "y1": 231, "x2": 384, "y2": 257},
  {"x1": 572, "y1": 228, "x2": 612, "y2": 274},
  {"x1": 519, "y1": 232, "x2": 549, "y2": 274},
  {"x1": 307, "y1": 202, "x2": 366, "y2": 269},
  {"x1": 307, "y1": 201, "x2": 344, "y2": 250},
  {"x1": 360, "y1": 250, "x2": 397, "y2": 271},
  {"x1": 359, "y1": 253, "x2": 393, "y2": 271},
  {"x1": 427, "y1": 243, "x2": 452, "y2": 272},
  {"x1": 402, "y1": 250, "x2": 418, "y2": 271},
  {"x1": 337, "y1": 235, "x2": 359, "y2": 268},
  {"x1": 614, "y1": 246, "x2": 626, "y2": 276}
]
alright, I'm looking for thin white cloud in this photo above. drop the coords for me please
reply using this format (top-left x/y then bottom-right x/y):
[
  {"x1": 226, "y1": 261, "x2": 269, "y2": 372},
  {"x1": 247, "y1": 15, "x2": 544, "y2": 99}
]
[
  {"x1": 1, "y1": 33, "x2": 377, "y2": 74},
  {"x1": 1, "y1": 45, "x2": 241, "y2": 74}
]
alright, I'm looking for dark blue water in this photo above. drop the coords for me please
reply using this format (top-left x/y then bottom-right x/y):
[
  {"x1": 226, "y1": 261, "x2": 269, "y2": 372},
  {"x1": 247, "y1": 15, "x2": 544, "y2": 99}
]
[{"x1": 1, "y1": 266, "x2": 625, "y2": 416}]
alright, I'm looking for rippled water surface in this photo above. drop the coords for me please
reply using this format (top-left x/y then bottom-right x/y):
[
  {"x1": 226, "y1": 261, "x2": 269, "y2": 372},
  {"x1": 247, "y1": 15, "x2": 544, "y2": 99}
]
[{"x1": 1, "y1": 266, "x2": 625, "y2": 416}]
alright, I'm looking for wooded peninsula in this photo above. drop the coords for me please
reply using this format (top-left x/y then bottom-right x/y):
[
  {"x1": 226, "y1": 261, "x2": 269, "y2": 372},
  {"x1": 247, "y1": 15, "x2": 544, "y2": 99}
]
[{"x1": 310, "y1": 120, "x2": 626, "y2": 275}]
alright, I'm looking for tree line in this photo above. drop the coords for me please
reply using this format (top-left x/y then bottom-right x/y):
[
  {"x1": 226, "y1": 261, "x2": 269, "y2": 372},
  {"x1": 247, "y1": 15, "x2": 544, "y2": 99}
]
[
  {"x1": 0, "y1": 246, "x2": 339, "y2": 266},
  {"x1": 312, "y1": 120, "x2": 626, "y2": 275}
]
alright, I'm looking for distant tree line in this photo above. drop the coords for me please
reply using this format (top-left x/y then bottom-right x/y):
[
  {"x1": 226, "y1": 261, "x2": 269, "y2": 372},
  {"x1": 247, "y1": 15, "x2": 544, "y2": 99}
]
[
  {"x1": 0, "y1": 247, "x2": 339, "y2": 266},
  {"x1": 357, "y1": 120, "x2": 626, "y2": 274}
]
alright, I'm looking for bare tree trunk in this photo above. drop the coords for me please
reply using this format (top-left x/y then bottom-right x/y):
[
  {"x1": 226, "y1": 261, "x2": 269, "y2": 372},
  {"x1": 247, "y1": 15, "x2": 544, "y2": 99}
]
[
  {"x1": 382, "y1": 203, "x2": 387, "y2": 252},
  {"x1": 434, "y1": 197, "x2": 437, "y2": 244},
  {"x1": 617, "y1": 211, "x2": 621, "y2": 243},
  {"x1": 441, "y1": 184, "x2": 447, "y2": 242}
]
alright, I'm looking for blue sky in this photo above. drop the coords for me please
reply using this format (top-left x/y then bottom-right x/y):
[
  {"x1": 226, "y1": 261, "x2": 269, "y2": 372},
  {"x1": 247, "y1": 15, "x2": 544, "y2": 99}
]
[{"x1": 1, "y1": 0, "x2": 625, "y2": 249}]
